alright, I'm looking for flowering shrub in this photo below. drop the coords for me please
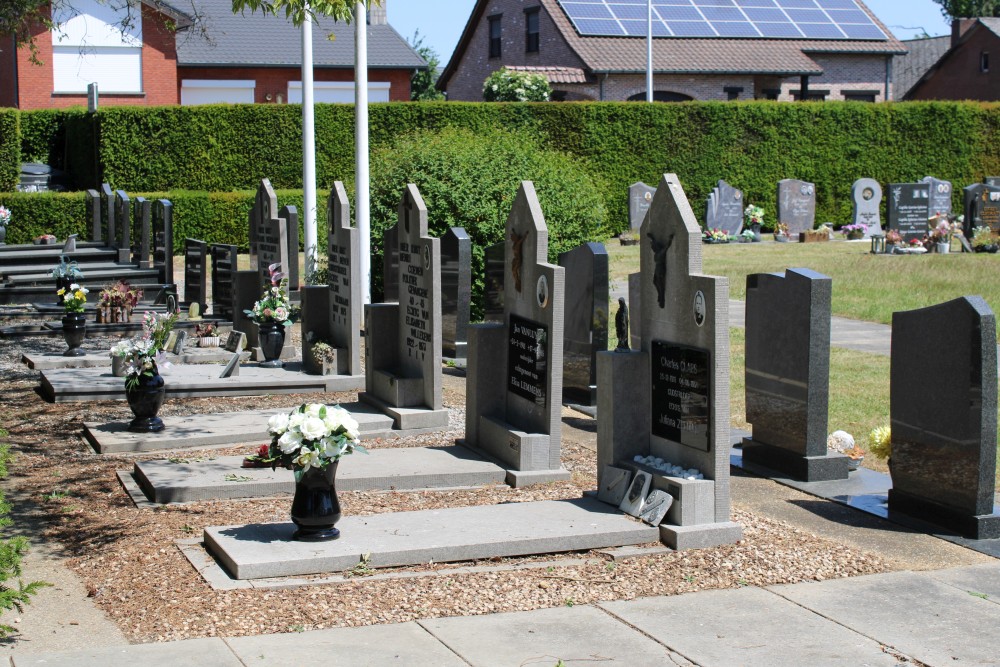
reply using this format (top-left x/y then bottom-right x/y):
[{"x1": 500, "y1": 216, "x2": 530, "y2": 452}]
[
  {"x1": 264, "y1": 404, "x2": 365, "y2": 472},
  {"x1": 482, "y1": 68, "x2": 551, "y2": 102},
  {"x1": 244, "y1": 263, "x2": 298, "y2": 326},
  {"x1": 57, "y1": 283, "x2": 88, "y2": 313},
  {"x1": 840, "y1": 223, "x2": 867, "y2": 236},
  {"x1": 121, "y1": 311, "x2": 178, "y2": 390}
]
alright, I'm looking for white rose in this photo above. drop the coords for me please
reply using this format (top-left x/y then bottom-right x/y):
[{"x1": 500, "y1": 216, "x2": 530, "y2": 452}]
[
  {"x1": 340, "y1": 413, "x2": 360, "y2": 439},
  {"x1": 295, "y1": 447, "x2": 321, "y2": 471},
  {"x1": 278, "y1": 430, "x2": 303, "y2": 454},
  {"x1": 299, "y1": 416, "x2": 328, "y2": 442},
  {"x1": 323, "y1": 407, "x2": 343, "y2": 431},
  {"x1": 321, "y1": 436, "x2": 346, "y2": 459},
  {"x1": 305, "y1": 403, "x2": 324, "y2": 417},
  {"x1": 267, "y1": 413, "x2": 290, "y2": 435},
  {"x1": 287, "y1": 411, "x2": 307, "y2": 430}
]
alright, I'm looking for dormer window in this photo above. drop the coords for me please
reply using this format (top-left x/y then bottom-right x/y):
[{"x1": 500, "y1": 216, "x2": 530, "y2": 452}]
[
  {"x1": 525, "y1": 8, "x2": 540, "y2": 53},
  {"x1": 488, "y1": 15, "x2": 502, "y2": 58}
]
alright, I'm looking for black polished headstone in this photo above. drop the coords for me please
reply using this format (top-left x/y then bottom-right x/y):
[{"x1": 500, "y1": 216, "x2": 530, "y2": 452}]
[
  {"x1": 704, "y1": 180, "x2": 743, "y2": 236},
  {"x1": 507, "y1": 314, "x2": 548, "y2": 407},
  {"x1": 113, "y1": 190, "x2": 131, "y2": 263},
  {"x1": 741, "y1": 268, "x2": 847, "y2": 481},
  {"x1": 629, "y1": 182, "x2": 656, "y2": 232},
  {"x1": 887, "y1": 182, "x2": 931, "y2": 242},
  {"x1": 100, "y1": 183, "x2": 114, "y2": 247},
  {"x1": 86, "y1": 189, "x2": 101, "y2": 242},
  {"x1": 889, "y1": 296, "x2": 1000, "y2": 540},
  {"x1": 483, "y1": 240, "x2": 505, "y2": 322},
  {"x1": 152, "y1": 199, "x2": 173, "y2": 285},
  {"x1": 133, "y1": 197, "x2": 151, "y2": 269},
  {"x1": 921, "y1": 176, "x2": 954, "y2": 216},
  {"x1": 210, "y1": 243, "x2": 238, "y2": 319},
  {"x1": 965, "y1": 184, "x2": 1000, "y2": 236},
  {"x1": 776, "y1": 179, "x2": 815, "y2": 237},
  {"x1": 558, "y1": 242, "x2": 609, "y2": 406},
  {"x1": 184, "y1": 238, "x2": 208, "y2": 314},
  {"x1": 441, "y1": 227, "x2": 471, "y2": 359}
]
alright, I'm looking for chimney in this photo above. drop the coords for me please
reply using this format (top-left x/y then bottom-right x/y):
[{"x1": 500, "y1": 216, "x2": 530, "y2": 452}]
[
  {"x1": 369, "y1": 1, "x2": 387, "y2": 25},
  {"x1": 952, "y1": 18, "x2": 978, "y2": 47}
]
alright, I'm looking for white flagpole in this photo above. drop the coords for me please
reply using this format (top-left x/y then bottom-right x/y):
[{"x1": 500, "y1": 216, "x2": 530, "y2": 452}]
[
  {"x1": 355, "y1": 1, "x2": 371, "y2": 304},
  {"x1": 302, "y1": 6, "x2": 317, "y2": 281}
]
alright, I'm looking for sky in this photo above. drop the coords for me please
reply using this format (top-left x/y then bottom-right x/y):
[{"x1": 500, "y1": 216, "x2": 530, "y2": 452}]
[{"x1": 386, "y1": 0, "x2": 953, "y2": 68}]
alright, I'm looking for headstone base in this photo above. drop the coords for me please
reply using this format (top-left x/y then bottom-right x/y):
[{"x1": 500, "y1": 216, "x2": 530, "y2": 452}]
[
  {"x1": 888, "y1": 489, "x2": 1000, "y2": 540},
  {"x1": 503, "y1": 468, "x2": 572, "y2": 488},
  {"x1": 358, "y1": 391, "x2": 449, "y2": 431},
  {"x1": 251, "y1": 345, "x2": 298, "y2": 362},
  {"x1": 741, "y1": 437, "x2": 849, "y2": 482},
  {"x1": 659, "y1": 521, "x2": 743, "y2": 551}
]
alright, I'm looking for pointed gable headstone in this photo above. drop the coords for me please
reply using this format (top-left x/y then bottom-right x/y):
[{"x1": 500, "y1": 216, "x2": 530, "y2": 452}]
[
  {"x1": 325, "y1": 181, "x2": 362, "y2": 378},
  {"x1": 248, "y1": 179, "x2": 290, "y2": 291}
]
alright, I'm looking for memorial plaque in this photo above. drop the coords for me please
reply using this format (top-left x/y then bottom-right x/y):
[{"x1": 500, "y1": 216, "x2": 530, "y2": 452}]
[
  {"x1": 210, "y1": 244, "x2": 238, "y2": 319},
  {"x1": 850, "y1": 178, "x2": 882, "y2": 236},
  {"x1": 777, "y1": 179, "x2": 815, "y2": 236},
  {"x1": 184, "y1": 238, "x2": 208, "y2": 314},
  {"x1": 921, "y1": 176, "x2": 953, "y2": 217},
  {"x1": 507, "y1": 314, "x2": 548, "y2": 406},
  {"x1": 441, "y1": 227, "x2": 471, "y2": 359},
  {"x1": 650, "y1": 340, "x2": 710, "y2": 452},
  {"x1": 704, "y1": 180, "x2": 743, "y2": 236},
  {"x1": 629, "y1": 182, "x2": 656, "y2": 231},
  {"x1": 887, "y1": 183, "x2": 931, "y2": 242},
  {"x1": 224, "y1": 330, "x2": 246, "y2": 352}
]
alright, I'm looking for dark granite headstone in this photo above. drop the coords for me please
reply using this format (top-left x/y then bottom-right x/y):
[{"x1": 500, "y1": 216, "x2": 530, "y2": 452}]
[
  {"x1": 889, "y1": 296, "x2": 1000, "y2": 539},
  {"x1": 100, "y1": 183, "x2": 114, "y2": 247},
  {"x1": 184, "y1": 239, "x2": 208, "y2": 315},
  {"x1": 850, "y1": 178, "x2": 882, "y2": 237},
  {"x1": 132, "y1": 197, "x2": 151, "y2": 269},
  {"x1": 113, "y1": 190, "x2": 131, "y2": 263},
  {"x1": 741, "y1": 268, "x2": 846, "y2": 481},
  {"x1": 629, "y1": 182, "x2": 656, "y2": 232},
  {"x1": 210, "y1": 243, "x2": 238, "y2": 319},
  {"x1": 776, "y1": 179, "x2": 815, "y2": 236},
  {"x1": 381, "y1": 223, "x2": 399, "y2": 303},
  {"x1": 887, "y1": 183, "x2": 931, "y2": 242},
  {"x1": 965, "y1": 184, "x2": 1000, "y2": 236},
  {"x1": 483, "y1": 240, "x2": 505, "y2": 322},
  {"x1": 233, "y1": 270, "x2": 261, "y2": 349},
  {"x1": 441, "y1": 227, "x2": 471, "y2": 359},
  {"x1": 921, "y1": 176, "x2": 954, "y2": 217},
  {"x1": 704, "y1": 180, "x2": 743, "y2": 236},
  {"x1": 86, "y1": 189, "x2": 101, "y2": 242},
  {"x1": 301, "y1": 286, "x2": 332, "y2": 374},
  {"x1": 986, "y1": 176, "x2": 1000, "y2": 187},
  {"x1": 152, "y1": 199, "x2": 174, "y2": 286},
  {"x1": 558, "y1": 241, "x2": 609, "y2": 406}
]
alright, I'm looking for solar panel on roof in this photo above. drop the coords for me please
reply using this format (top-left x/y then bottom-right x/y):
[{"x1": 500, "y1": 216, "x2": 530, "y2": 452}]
[{"x1": 556, "y1": 0, "x2": 887, "y2": 40}]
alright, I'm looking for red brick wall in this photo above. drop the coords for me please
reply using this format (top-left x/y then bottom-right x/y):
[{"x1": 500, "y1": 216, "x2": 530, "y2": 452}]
[
  {"x1": 12, "y1": 4, "x2": 178, "y2": 109},
  {"x1": 177, "y1": 66, "x2": 414, "y2": 103},
  {"x1": 908, "y1": 28, "x2": 1000, "y2": 101}
]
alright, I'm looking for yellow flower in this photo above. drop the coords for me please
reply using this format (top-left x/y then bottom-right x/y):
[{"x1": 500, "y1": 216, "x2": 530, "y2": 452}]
[
  {"x1": 57, "y1": 288, "x2": 65, "y2": 295},
  {"x1": 73, "y1": 290, "x2": 85, "y2": 300}
]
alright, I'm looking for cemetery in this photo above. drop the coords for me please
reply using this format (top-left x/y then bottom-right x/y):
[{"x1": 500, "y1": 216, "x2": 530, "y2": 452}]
[{"x1": 2, "y1": 104, "x2": 1000, "y2": 662}]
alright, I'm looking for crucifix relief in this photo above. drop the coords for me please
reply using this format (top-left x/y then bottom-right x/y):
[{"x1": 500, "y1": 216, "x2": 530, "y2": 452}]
[
  {"x1": 510, "y1": 229, "x2": 527, "y2": 293},
  {"x1": 648, "y1": 230, "x2": 674, "y2": 308}
]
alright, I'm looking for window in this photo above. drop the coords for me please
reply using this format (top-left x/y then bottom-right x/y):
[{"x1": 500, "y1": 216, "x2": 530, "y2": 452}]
[
  {"x1": 843, "y1": 91, "x2": 877, "y2": 103},
  {"x1": 791, "y1": 89, "x2": 828, "y2": 101},
  {"x1": 181, "y1": 80, "x2": 255, "y2": 105},
  {"x1": 488, "y1": 15, "x2": 502, "y2": 58},
  {"x1": 724, "y1": 86, "x2": 743, "y2": 101},
  {"x1": 525, "y1": 8, "x2": 540, "y2": 53},
  {"x1": 982, "y1": 51, "x2": 990, "y2": 73},
  {"x1": 51, "y1": 0, "x2": 143, "y2": 94}
]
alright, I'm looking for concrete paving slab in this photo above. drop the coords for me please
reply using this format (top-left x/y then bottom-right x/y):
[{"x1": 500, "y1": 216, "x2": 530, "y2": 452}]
[
  {"x1": 225, "y1": 622, "x2": 468, "y2": 667},
  {"x1": 84, "y1": 402, "x2": 394, "y2": 454},
  {"x1": 39, "y1": 363, "x2": 364, "y2": 402},
  {"x1": 419, "y1": 605, "x2": 686, "y2": 667},
  {"x1": 204, "y1": 497, "x2": 660, "y2": 580},
  {"x1": 600, "y1": 586, "x2": 904, "y2": 667},
  {"x1": 924, "y1": 563, "x2": 1000, "y2": 603},
  {"x1": 134, "y1": 446, "x2": 506, "y2": 503},
  {"x1": 771, "y1": 570, "x2": 1000, "y2": 666},
  {"x1": 10, "y1": 637, "x2": 241, "y2": 667}
]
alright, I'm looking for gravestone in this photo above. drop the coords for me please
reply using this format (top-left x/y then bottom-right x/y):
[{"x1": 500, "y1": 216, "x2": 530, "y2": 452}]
[
  {"x1": 921, "y1": 176, "x2": 954, "y2": 217},
  {"x1": 300, "y1": 286, "x2": 333, "y2": 374},
  {"x1": 986, "y1": 176, "x2": 1000, "y2": 187},
  {"x1": 741, "y1": 269, "x2": 847, "y2": 481},
  {"x1": 100, "y1": 183, "x2": 114, "y2": 246},
  {"x1": 704, "y1": 180, "x2": 743, "y2": 236},
  {"x1": 86, "y1": 189, "x2": 101, "y2": 242},
  {"x1": 441, "y1": 227, "x2": 472, "y2": 359},
  {"x1": 152, "y1": 200, "x2": 174, "y2": 286},
  {"x1": 483, "y1": 240, "x2": 506, "y2": 322},
  {"x1": 558, "y1": 242, "x2": 609, "y2": 407},
  {"x1": 113, "y1": 190, "x2": 131, "y2": 262},
  {"x1": 210, "y1": 244, "x2": 238, "y2": 319},
  {"x1": 232, "y1": 270, "x2": 262, "y2": 349},
  {"x1": 889, "y1": 296, "x2": 1000, "y2": 539},
  {"x1": 184, "y1": 239, "x2": 208, "y2": 315},
  {"x1": 361, "y1": 184, "x2": 448, "y2": 430},
  {"x1": 597, "y1": 173, "x2": 742, "y2": 550},
  {"x1": 850, "y1": 178, "x2": 882, "y2": 237},
  {"x1": 629, "y1": 182, "x2": 656, "y2": 232},
  {"x1": 381, "y1": 223, "x2": 399, "y2": 302},
  {"x1": 323, "y1": 181, "x2": 363, "y2": 378},
  {"x1": 278, "y1": 204, "x2": 299, "y2": 294},
  {"x1": 465, "y1": 181, "x2": 569, "y2": 486},
  {"x1": 248, "y1": 179, "x2": 291, "y2": 292},
  {"x1": 132, "y1": 197, "x2": 152, "y2": 269},
  {"x1": 965, "y1": 183, "x2": 1000, "y2": 236},
  {"x1": 776, "y1": 179, "x2": 815, "y2": 237},
  {"x1": 224, "y1": 330, "x2": 246, "y2": 353},
  {"x1": 887, "y1": 182, "x2": 931, "y2": 242}
]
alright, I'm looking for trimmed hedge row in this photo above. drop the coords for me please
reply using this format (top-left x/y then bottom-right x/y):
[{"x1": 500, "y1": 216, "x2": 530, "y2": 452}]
[
  {"x1": 12, "y1": 101, "x2": 1000, "y2": 233},
  {"x1": 0, "y1": 110, "x2": 19, "y2": 192}
]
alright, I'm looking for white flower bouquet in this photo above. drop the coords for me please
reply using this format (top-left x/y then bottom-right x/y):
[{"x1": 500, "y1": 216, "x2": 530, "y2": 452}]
[{"x1": 265, "y1": 404, "x2": 364, "y2": 472}]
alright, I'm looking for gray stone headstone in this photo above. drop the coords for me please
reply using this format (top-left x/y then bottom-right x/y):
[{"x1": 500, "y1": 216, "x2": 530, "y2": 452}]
[
  {"x1": 184, "y1": 238, "x2": 208, "y2": 315},
  {"x1": 326, "y1": 181, "x2": 362, "y2": 377},
  {"x1": 741, "y1": 268, "x2": 847, "y2": 482},
  {"x1": 483, "y1": 241, "x2": 505, "y2": 322},
  {"x1": 210, "y1": 244, "x2": 238, "y2": 319},
  {"x1": 777, "y1": 179, "x2": 815, "y2": 236},
  {"x1": 629, "y1": 182, "x2": 656, "y2": 232},
  {"x1": 381, "y1": 223, "x2": 399, "y2": 303},
  {"x1": 441, "y1": 227, "x2": 472, "y2": 359},
  {"x1": 133, "y1": 196, "x2": 151, "y2": 269},
  {"x1": 889, "y1": 296, "x2": 999, "y2": 539},
  {"x1": 597, "y1": 173, "x2": 741, "y2": 551},
  {"x1": 851, "y1": 178, "x2": 882, "y2": 236},
  {"x1": 248, "y1": 179, "x2": 290, "y2": 291},
  {"x1": 558, "y1": 242, "x2": 609, "y2": 406},
  {"x1": 921, "y1": 176, "x2": 954, "y2": 217},
  {"x1": 172, "y1": 330, "x2": 188, "y2": 355},
  {"x1": 704, "y1": 180, "x2": 743, "y2": 236},
  {"x1": 465, "y1": 181, "x2": 568, "y2": 486},
  {"x1": 887, "y1": 183, "x2": 931, "y2": 243},
  {"x1": 113, "y1": 189, "x2": 131, "y2": 262}
]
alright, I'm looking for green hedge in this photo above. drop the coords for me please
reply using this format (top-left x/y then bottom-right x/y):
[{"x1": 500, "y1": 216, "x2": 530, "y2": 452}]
[
  {"x1": 0, "y1": 110, "x2": 19, "y2": 192},
  {"x1": 8, "y1": 101, "x2": 1000, "y2": 233}
]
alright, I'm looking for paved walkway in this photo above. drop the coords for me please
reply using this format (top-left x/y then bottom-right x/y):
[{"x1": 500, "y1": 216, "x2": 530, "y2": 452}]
[{"x1": 10, "y1": 562, "x2": 1000, "y2": 666}]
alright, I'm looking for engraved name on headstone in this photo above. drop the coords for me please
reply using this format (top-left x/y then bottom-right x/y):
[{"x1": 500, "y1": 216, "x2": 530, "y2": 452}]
[
  {"x1": 887, "y1": 183, "x2": 931, "y2": 242},
  {"x1": 629, "y1": 182, "x2": 657, "y2": 232}
]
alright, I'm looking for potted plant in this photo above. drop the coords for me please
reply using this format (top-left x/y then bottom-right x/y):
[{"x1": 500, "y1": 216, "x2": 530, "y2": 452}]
[
  {"x1": 927, "y1": 215, "x2": 954, "y2": 253},
  {"x1": 840, "y1": 223, "x2": 867, "y2": 240},
  {"x1": 885, "y1": 229, "x2": 903, "y2": 252},
  {"x1": 773, "y1": 222, "x2": 790, "y2": 242},
  {"x1": 0, "y1": 204, "x2": 9, "y2": 245},
  {"x1": 738, "y1": 229, "x2": 755, "y2": 243},
  {"x1": 51, "y1": 255, "x2": 84, "y2": 302},
  {"x1": 57, "y1": 283, "x2": 89, "y2": 356},
  {"x1": 972, "y1": 225, "x2": 999, "y2": 253},
  {"x1": 311, "y1": 339, "x2": 337, "y2": 375},
  {"x1": 264, "y1": 403, "x2": 365, "y2": 541},
  {"x1": 619, "y1": 231, "x2": 638, "y2": 246},
  {"x1": 120, "y1": 310, "x2": 178, "y2": 433},
  {"x1": 243, "y1": 264, "x2": 299, "y2": 368},
  {"x1": 194, "y1": 321, "x2": 220, "y2": 347},
  {"x1": 33, "y1": 234, "x2": 57, "y2": 245},
  {"x1": 96, "y1": 280, "x2": 142, "y2": 323},
  {"x1": 743, "y1": 204, "x2": 764, "y2": 241}
]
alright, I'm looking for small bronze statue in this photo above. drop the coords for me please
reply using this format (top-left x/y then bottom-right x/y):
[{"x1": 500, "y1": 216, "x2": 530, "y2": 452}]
[
  {"x1": 615, "y1": 297, "x2": 630, "y2": 351},
  {"x1": 510, "y1": 229, "x2": 526, "y2": 293}
]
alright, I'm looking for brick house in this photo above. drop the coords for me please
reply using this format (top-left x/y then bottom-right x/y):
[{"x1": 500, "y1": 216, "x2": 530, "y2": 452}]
[
  {"x1": 904, "y1": 18, "x2": 1000, "y2": 101},
  {"x1": 0, "y1": 0, "x2": 425, "y2": 109},
  {"x1": 438, "y1": 0, "x2": 907, "y2": 102}
]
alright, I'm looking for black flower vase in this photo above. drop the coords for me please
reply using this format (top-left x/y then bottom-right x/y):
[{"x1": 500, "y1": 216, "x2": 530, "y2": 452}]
[
  {"x1": 125, "y1": 370, "x2": 166, "y2": 432},
  {"x1": 54, "y1": 276, "x2": 72, "y2": 305},
  {"x1": 257, "y1": 321, "x2": 285, "y2": 368},
  {"x1": 291, "y1": 461, "x2": 342, "y2": 541},
  {"x1": 61, "y1": 313, "x2": 87, "y2": 357}
]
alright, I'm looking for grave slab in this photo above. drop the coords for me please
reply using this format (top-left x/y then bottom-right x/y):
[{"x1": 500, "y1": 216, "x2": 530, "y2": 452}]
[
  {"x1": 600, "y1": 586, "x2": 902, "y2": 667},
  {"x1": 9, "y1": 637, "x2": 241, "y2": 667},
  {"x1": 22, "y1": 347, "x2": 250, "y2": 371},
  {"x1": 772, "y1": 570, "x2": 1000, "y2": 666},
  {"x1": 420, "y1": 605, "x2": 679, "y2": 667},
  {"x1": 40, "y1": 362, "x2": 364, "y2": 402},
  {"x1": 133, "y1": 446, "x2": 506, "y2": 503},
  {"x1": 204, "y1": 497, "x2": 659, "y2": 580},
  {"x1": 226, "y1": 623, "x2": 468, "y2": 667}
]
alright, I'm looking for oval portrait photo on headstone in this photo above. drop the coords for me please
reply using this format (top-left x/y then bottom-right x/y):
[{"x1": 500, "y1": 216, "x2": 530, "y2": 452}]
[
  {"x1": 863, "y1": 187, "x2": 874, "y2": 201},
  {"x1": 536, "y1": 275, "x2": 549, "y2": 309},
  {"x1": 693, "y1": 290, "x2": 706, "y2": 327}
]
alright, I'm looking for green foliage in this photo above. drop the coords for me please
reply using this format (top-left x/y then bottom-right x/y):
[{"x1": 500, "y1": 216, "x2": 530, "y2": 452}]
[
  {"x1": 407, "y1": 31, "x2": 444, "y2": 102},
  {"x1": 0, "y1": 111, "x2": 19, "y2": 192},
  {"x1": 369, "y1": 126, "x2": 606, "y2": 318},
  {"x1": 482, "y1": 68, "x2": 551, "y2": 102},
  {"x1": 932, "y1": 0, "x2": 1000, "y2": 18},
  {"x1": 230, "y1": 0, "x2": 379, "y2": 25},
  {"x1": 19, "y1": 110, "x2": 66, "y2": 168}
]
